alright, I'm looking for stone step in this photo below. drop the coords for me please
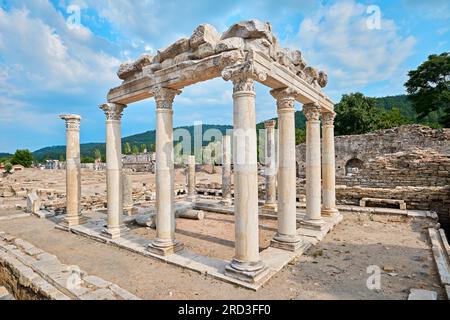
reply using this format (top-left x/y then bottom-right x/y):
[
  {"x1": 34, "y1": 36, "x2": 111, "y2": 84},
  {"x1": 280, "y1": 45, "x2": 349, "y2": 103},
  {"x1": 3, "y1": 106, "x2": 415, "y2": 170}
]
[{"x1": 428, "y1": 228, "x2": 450, "y2": 299}]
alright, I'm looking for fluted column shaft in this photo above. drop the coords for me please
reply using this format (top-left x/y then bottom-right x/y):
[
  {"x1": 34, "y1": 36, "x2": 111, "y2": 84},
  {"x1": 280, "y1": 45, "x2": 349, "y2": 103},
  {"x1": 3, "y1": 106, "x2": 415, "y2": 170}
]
[
  {"x1": 224, "y1": 76, "x2": 267, "y2": 283},
  {"x1": 60, "y1": 114, "x2": 85, "y2": 227},
  {"x1": 264, "y1": 120, "x2": 277, "y2": 209},
  {"x1": 221, "y1": 135, "x2": 232, "y2": 204},
  {"x1": 303, "y1": 103, "x2": 324, "y2": 224},
  {"x1": 321, "y1": 112, "x2": 339, "y2": 216},
  {"x1": 187, "y1": 155, "x2": 196, "y2": 201},
  {"x1": 148, "y1": 88, "x2": 184, "y2": 256},
  {"x1": 100, "y1": 103, "x2": 127, "y2": 239},
  {"x1": 270, "y1": 89, "x2": 303, "y2": 251}
]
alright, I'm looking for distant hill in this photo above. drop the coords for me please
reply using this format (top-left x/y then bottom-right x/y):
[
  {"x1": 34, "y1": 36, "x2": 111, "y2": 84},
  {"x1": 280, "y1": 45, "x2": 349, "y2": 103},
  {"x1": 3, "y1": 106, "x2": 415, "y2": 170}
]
[
  {"x1": 374, "y1": 94, "x2": 414, "y2": 117},
  {"x1": 32, "y1": 124, "x2": 233, "y2": 162},
  {"x1": 0, "y1": 153, "x2": 12, "y2": 159},
  {"x1": 3, "y1": 94, "x2": 437, "y2": 162}
]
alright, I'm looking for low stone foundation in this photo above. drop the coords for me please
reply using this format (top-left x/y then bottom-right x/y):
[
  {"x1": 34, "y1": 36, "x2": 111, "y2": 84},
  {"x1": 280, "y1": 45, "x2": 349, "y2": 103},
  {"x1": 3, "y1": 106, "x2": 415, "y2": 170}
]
[{"x1": 0, "y1": 231, "x2": 140, "y2": 300}]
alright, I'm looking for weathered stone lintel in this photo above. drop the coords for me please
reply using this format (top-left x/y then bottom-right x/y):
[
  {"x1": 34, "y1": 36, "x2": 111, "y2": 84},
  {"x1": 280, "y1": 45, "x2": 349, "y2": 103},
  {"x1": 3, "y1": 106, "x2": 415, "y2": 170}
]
[{"x1": 107, "y1": 51, "x2": 334, "y2": 112}]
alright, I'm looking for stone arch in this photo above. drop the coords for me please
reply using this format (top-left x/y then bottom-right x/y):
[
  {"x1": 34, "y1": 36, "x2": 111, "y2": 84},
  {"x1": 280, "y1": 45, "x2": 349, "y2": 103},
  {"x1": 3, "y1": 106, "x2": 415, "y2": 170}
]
[{"x1": 345, "y1": 158, "x2": 364, "y2": 176}]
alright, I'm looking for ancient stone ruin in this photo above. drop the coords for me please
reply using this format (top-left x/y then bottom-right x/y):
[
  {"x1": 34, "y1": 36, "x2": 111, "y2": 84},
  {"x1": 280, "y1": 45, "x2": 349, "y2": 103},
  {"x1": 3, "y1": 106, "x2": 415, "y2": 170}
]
[
  {"x1": 1, "y1": 19, "x2": 449, "y2": 300},
  {"x1": 296, "y1": 125, "x2": 450, "y2": 229},
  {"x1": 56, "y1": 19, "x2": 341, "y2": 286}
]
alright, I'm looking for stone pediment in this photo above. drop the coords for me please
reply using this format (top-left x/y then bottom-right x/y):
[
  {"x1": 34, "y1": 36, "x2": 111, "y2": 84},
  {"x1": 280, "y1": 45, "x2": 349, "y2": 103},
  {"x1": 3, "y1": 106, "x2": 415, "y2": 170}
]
[{"x1": 108, "y1": 19, "x2": 333, "y2": 112}]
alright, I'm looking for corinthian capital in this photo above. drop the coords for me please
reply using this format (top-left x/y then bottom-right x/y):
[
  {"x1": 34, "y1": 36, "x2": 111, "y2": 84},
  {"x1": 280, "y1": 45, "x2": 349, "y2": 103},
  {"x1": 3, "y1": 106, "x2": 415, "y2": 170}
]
[
  {"x1": 270, "y1": 87, "x2": 299, "y2": 110},
  {"x1": 222, "y1": 60, "x2": 267, "y2": 94},
  {"x1": 100, "y1": 103, "x2": 127, "y2": 121},
  {"x1": 321, "y1": 112, "x2": 336, "y2": 126},
  {"x1": 150, "y1": 87, "x2": 181, "y2": 110},
  {"x1": 303, "y1": 103, "x2": 321, "y2": 121},
  {"x1": 60, "y1": 114, "x2": 81, "y2": 130}
]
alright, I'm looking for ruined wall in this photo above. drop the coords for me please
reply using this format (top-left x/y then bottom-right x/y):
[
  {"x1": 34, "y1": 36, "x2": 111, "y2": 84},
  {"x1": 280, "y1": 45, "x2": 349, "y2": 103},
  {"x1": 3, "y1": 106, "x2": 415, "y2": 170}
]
[
  {"x1": 296, "y1": 125, "x2": 450, "y2": 178},
  {"x1": 296, "y1": 125, "x2": 450, "y2": 227},
  {"x1": 122, "y1": 153, "x2": 155, "y2": 173}
]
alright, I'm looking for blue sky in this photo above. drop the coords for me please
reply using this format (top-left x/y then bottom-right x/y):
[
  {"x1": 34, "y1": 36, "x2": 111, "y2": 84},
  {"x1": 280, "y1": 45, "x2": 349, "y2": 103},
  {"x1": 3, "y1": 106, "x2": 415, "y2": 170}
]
[{"x1": 0, "y1": 0, "x2": 449, "y2": 153}]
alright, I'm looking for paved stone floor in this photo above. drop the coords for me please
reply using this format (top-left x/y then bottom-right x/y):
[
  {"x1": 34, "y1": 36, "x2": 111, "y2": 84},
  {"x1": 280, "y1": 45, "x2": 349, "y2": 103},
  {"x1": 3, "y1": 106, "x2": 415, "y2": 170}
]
[{"x1": 0, "y1": 209, "x2": 445, "y2": 299}]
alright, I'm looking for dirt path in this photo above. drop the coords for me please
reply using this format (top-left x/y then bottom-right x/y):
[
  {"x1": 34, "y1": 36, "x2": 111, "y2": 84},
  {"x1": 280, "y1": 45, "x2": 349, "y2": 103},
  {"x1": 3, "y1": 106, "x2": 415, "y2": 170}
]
[{"x1": 0, "y1": 210, "x2": 444, "y2": 299}]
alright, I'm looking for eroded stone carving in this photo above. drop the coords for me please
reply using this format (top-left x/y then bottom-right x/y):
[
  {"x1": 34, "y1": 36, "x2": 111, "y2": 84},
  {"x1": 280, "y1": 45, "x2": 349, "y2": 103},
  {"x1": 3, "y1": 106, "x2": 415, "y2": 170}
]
[
  {"x1": 190, "y1": 24, "x2": 221, "y2": 49},
  {"x1": 116, "y1": 19, "x2": 329, "y2": 89},
  {"x1": 100, "y1": 103, "x2": 127, "y2": 121},
  {"x1": 270, "y1": 88, "x2": 299, "y2": 110},
  {"x1": 303, "y1": 103, "x2": 321, "y2": 121},
  {"x1": 222, "y1": 60, "x2": 267, "y2": 83},
  {"x1": 151, "y1": 87, "x2": 182, "y2": 109},
  {"x1": 117, "y1": 55, "x2": 153, "y2": 80},
  {"x1": 321, "y1": 112, "x2": 336, "y2": 126}
]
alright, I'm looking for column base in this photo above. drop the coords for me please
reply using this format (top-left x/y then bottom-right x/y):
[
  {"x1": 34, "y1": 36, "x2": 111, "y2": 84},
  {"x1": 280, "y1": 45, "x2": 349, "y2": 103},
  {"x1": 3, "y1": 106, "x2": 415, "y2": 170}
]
[
  {"x1": 271, "y1": 233, "x2": 304, "y2": 252},
  {"x1": 321, "y1": 207, "x2": 339, "y2": 217},
  {"x1": 300, "y1": 218, "x2": 327, "y2": 231},
  {"x1": 224, "y1": 259, "x2": 270, "y2": 284},
  {"x1": 60, "y1": 214, "x2": 87, "y2": 228},
  {"x1": 102, "y1": 225, "x2": 128, "y2": 239},
  {"x1": 123, "y1": 206, "x2": 138, "y2": 216},
  {"x1": 148, "y1": 238, "x2": 184, "y2": 256}
]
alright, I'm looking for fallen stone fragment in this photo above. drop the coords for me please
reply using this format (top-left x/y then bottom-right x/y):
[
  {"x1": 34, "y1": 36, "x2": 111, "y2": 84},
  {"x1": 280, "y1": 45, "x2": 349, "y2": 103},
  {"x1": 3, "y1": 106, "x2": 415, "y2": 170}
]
[{"x1": 408, "y1": 289, "x2": 437, "y2": 300}]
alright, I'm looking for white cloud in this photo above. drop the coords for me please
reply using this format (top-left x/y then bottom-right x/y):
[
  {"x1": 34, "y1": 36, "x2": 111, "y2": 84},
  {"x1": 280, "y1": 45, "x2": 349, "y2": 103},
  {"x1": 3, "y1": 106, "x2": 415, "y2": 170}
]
[
  {"x1": 292, "y1": 0, "x2": 416, "y2": 96},
  {"x1": 0, "y1": 6, "x2": 120, "y2": 93}
]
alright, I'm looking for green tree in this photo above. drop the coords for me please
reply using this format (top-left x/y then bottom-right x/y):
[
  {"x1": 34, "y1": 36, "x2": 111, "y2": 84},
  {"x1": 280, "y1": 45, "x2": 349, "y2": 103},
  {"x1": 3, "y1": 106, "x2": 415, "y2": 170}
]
[
  {"x1": 4, "y1": 162, "x2": 12, "y2": 174},
  {"x1": 132, "y1": 145, "x2": 139, "y2": 155},
  {"x1": 149, "y1": 144, "x2": 156, "y2": 152},
  {"x1": 81, "y1": 156, "x2": 95, "y2": 163},
  {"x1": 124, "y1": 142, "x2": 132, "y2": 155},
  {"x1": 335, "y1": 93, "x2": 382, "y2": 135},
  {"x1": 295, "y1": 128, "x2": 306, "y2": 145},
  {"x1": 93, "y1": 148, "x2": 101, "y2": 161},
  {"x1": 59, "y1": 154, "x2": 65, "y2": 162},
  {"x1": 140, "y1": 143, "x2": 147, "y2": 153},
  {"x1": 10, "y1": 149, "x2": 33, "y2": 168},
  {"x1": 405, "y1": 52, "x2": 450, "y2": 127},
  {"x1": 377, "y1": 108, "x2": 410, "y2": 130}
]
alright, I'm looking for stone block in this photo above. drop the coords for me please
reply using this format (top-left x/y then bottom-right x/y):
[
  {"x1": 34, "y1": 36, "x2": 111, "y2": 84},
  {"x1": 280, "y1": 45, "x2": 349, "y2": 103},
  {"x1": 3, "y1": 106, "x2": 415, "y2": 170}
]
[
  {"x1": 80, "y1": 288, "x2": 116, "y2": 300},
  {"x1": 27, "y1": 191, "x2": 41, "y2": 214},
  {"x1": 83, "y1": 275, "x2": 112, "y2": 289},
  {"x1": 408, "y1": 289, "x2": 437, "y2": 300}
]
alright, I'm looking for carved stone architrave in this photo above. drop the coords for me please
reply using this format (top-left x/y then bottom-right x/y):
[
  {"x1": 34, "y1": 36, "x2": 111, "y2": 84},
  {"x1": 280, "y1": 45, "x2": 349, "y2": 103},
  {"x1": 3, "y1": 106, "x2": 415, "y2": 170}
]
[
  {"x1": 150, "y1": 87, "x2": 182, "y2": 110},
  {"x1": 100, "y1": 103, "x2": 127, "y2": 121},
  {"x1": 321, "y1": 112, "x2": 336, "y2": 126},
  {"x1": 303, "y1": 103, "x2": 321, "y2": 122}
]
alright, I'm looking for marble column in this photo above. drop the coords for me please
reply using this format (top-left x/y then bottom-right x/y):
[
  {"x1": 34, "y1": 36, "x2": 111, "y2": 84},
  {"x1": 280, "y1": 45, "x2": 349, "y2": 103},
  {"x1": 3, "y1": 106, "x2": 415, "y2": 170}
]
[
  {"x1": 303, "y1": 103, "x2": 325, "y2": 228},
  {"x1": 220, "y1": 135, "x2": 232, "y2": 205},
  {"x1": 263, "y1": 120, "x2": 277, "y2": 209},
  {"x1": 270, "y1": 89, "x2": 303, "y2": 251},
  {"x1": 100, "y1": 103, "x2": 127, "y2": 239},
  {"x1": 224, "y1": 76, "x2": 268, "y2": 283},
  {"x1": 186, "y1": 155, "x2": 196, "y2": 201},
  {"x1": 59, "y1": 114, "x2": 86, "y2": 227},
  {"x1": 321, "y1": 112, "x2": 339, "y2": 216},
  {"x1": 148, "y1": 88, "x2": 184, "y2": 256},
  {"x1": 123, "y1": 173, "x2": 136, "y2": 216}
]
